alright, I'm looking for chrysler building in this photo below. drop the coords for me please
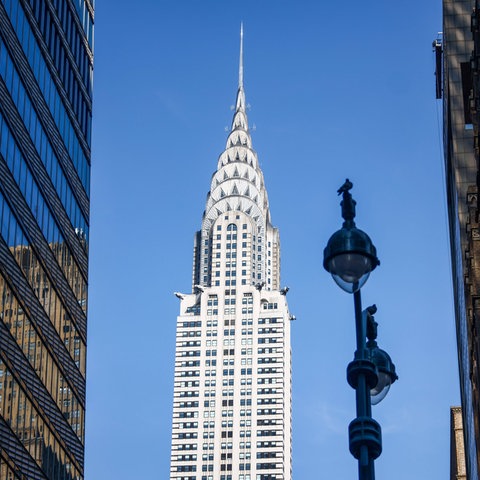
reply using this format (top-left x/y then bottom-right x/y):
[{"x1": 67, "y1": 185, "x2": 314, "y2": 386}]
[{"x1": 170, "y1": 26, "x2": 292, "y2": 480}]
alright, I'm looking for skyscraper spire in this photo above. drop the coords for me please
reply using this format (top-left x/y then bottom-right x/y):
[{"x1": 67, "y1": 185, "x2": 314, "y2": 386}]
[
  {"x1": 239, "y1": 22, "x2": 244, "y2": 89},
  {"x1": 192, "y1": 25, "x2": 282, "y2": 292}
]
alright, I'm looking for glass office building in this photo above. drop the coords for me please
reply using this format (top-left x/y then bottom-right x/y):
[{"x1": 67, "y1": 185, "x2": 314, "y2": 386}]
[{"x1": 0, "y1": 0, "x2": 93, "y2": 478}]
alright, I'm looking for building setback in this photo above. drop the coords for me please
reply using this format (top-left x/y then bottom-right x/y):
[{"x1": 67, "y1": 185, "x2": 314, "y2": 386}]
[
  {"x1": 441, "y1": 0, "x2": 480, "y2": 478},
  {"x1": 0, "y1": 0, "x2": 93, "y2": 478},
  {"x1": 170, "y1": 28, "x2": 292, "y2": 480}
]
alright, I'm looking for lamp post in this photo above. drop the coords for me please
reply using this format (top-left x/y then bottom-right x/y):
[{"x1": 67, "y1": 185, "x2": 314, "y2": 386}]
[{"x1": 323, "y1": 179, "x2": 398, "y2": 480}]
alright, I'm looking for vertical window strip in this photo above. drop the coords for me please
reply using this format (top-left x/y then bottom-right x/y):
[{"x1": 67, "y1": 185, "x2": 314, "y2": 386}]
[
  {"x1": 0, "y1": 36, "x2": 89, "y2": 247},
  {"x1": 3, "y1": 0, "x2": 91, "y2": 191},
  {"x1": 27, "y1": 0, "x2": 93, "y2": 132},
  {"x1": 0, "y1": 359, "x2": 83, "y2": 476},
  {"x1": 0, "y1": 110, "x2": 88, "y2": 307},
  {"x1": 65, "y1": 0, "x2": 93, "y2": 49},
  {"x1": 0, "y1": 190, "x2": 87, "y2": 375},
  {"x1": 0, "y1": 273, "x2": 85, "y2": 441}
]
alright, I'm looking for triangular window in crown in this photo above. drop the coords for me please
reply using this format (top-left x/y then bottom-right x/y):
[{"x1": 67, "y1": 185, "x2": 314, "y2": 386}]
[
  {"x1": 220, "y1": 189, "x2": 226, "y2": 198},
  {"x1": 232, "y1": 184, "x2": 239, "y2": 195},
  {"x1": 245, "y1": 206, "x2": 252, "y2": 215},
  {"x1": 244, "y1": 186, "x2": 250, "y2": 197},
  {"x1": 233, "y1": 167, "x2": 240, "y2": 177}
]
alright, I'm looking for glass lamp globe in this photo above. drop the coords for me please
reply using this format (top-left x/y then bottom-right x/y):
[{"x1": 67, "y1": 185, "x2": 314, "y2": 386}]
[
  {"x1": 370, "y1": 372, "x2": 392, "y2": 405},
  {"x1": 328, "y1": 253, "x2": 374, "y2": 293},
  {"x1": 324, "y1": 224, "x2": 379, "y2": 294},
  {"x1": 368, "y1": 346, "x2": 398, "y2": 405}
]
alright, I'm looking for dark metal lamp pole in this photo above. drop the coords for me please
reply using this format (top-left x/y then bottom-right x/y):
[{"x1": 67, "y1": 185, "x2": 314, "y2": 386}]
[{"x1": 323, "y1": 180, "x2": 398, "y2": 480}]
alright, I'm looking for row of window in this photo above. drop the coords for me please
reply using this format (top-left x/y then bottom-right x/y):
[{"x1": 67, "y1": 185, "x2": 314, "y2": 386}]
[
  {"x1": 182, "y1": 331, "x2": 202, "y2": 337},
  {"x1": 212, "y1": 243, "x2": 264, "y2": 253},
  {"x1": 176, "y1": 454, "x2": 197, "y2": 461},
  {"x1": 180, "y1": 341, "x2": 201, "y2": 347},
  {"x1": 182, "y1": 322, "x2": 280, "y2": 334},
  {"x1": 175, "y1": 395, "x2": 282, "y2": 406},
  {"x1": 178, "y1": 351, "x2": 201, "y2": 357},
  {"x1": 178, "y1": 412, "x2": 198, "y2": 419},
  {"x1": 192, "y1": 296, "x2": 272, "y2": 312},
  {"x1": 177, "y1": 465, "x2": 196, "y2": 472},
  {"x1": 176, "y1": 338, "x2": 280, "y2": 349},
  {"x1": 204, "y1": 300, "x2": 278, "y2": 313},
  {"x1": 257, "y1": 348, "x2": 281, "y2": 355},
  {"x1": 179, "y1": 475, "x2": 270, "y2": 480},
  {"x1": 258, "y1": 328, "x2": 280, "y2": 334},
  {"x1": 182, "y1": 321, "x2": 202, "y2": 328},
  {"x1": 178, "y1": 361, "x2": 201, "y2": 369},
  {"x1": 177, "y1": 401, "x2": 199, "y2": 408},
  {"x1": 207, "y1": 234, "x2": 269, "y2": 244},
  {"x1": 175, "y1": 443, "x2": 197, "y2": 451},
  {"x1": 178, "y1": 370, "x2": 200, "y2": 377},
  {"x1": 210, "y1": 270, "x2": 271, "y2": 287},
  {"x1": 176, "y1": 405, "x2": 281, "y2": 419},
  {"x1": 174, "y1": 429, "x2": 281, "y2": 442},
  {"x1": 257, "y1": 388, "x2": 282, "y2": 396},
  {"x1": 177, "y1": 405, "x2": 281, "y2": 420}
]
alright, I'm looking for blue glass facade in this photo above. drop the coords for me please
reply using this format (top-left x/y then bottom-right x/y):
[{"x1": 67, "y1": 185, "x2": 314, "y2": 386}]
[
  {"x1": 0, "y1": 0, "x2": 93, "y2": 478},
  {"x1": 443, "y1": 0, "x2": 480, "y2": 478}
]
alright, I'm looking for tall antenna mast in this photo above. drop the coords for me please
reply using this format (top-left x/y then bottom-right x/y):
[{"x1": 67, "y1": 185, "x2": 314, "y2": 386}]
[{"x1": 239, "y1": 22, "x2": 244, "y2": 89}]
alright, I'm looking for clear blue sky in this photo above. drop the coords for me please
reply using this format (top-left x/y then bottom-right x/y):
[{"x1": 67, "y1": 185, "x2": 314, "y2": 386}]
[{"x1": 86, "y1": 1, "x2": 454, "y2": 478}]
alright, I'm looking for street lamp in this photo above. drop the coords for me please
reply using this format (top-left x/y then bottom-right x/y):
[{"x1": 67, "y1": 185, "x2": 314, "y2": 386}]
[{"x1": 323, "y1": 179, "x2": 398, "y2": 480}]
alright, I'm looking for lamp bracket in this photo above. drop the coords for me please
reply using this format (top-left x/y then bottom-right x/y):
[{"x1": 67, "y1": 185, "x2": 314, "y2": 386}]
[
  {"x1": 349, "y1": 416, "x2": 382, "y2": 461},
  {"x1": 347, "y1": 359, "x2": 378, "y2": 389}
]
